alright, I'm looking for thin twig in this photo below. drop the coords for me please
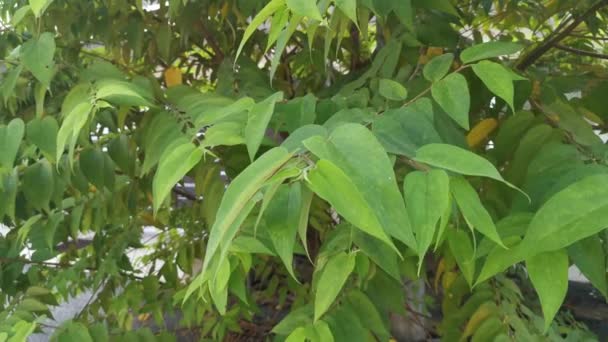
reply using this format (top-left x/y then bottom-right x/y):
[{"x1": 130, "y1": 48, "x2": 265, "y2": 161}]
[{"x1": 554, "y1": 44, "x2": 608, "y2": 59}]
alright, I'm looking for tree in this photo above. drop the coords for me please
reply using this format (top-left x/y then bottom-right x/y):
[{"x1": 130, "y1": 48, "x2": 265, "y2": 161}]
[{"x1": 1, "y1": 0, "x2": 608, "y2": 340}]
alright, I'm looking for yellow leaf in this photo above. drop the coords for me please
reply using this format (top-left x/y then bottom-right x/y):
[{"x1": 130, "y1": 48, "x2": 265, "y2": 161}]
[
  {"x1": 461, "y1": 301, "x2": 498, "y2": 339},
  {"x1": 419, "y1": 46, "x2": 444, "y2": 64},
  {"x1": 164, "y1": 67, "x2": 182, "y2": 88},
  {"x1": 434, "y1": 258, "x2": 446, "y2": 291},
  {"x1": 442, "y1": 270, "x2": 458, "y2": 290},
  {"x1": 466, "y1": 118, "x2": 498, "y2": 148}
]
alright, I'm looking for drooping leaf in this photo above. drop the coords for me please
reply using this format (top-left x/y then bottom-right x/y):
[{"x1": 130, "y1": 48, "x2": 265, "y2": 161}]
[
  {"x1": 95, "y1": 79, "x2": 153, "y2": 107},
  {"x1": 526, "y1": 249, "x2": 568, "y2": 332},
  {"x1": 29, "y1": 0, "x2": 53, "y2": 17},
  {"x1": 245, "y1": 91, "x2": 284, "y2": 160},
  {"x1": 423, "y1": 53, "x2": 454, "y2": 82},
  {"x1": 378, "y1": 79, "x2": 408, "y2": 101},
  {"x1": 460, "y1": 41, "x2": 523, "y2": 64},
  {"x1": 286, "y1": 0, "x2": 322, "y2": 20},
  {"x1": 346, "y1": 290, "x2": 390, "y2": 341},
  {"x1": 314, "y1": 251, "x2": 356, "y2": 321},
  {"x1": 403, "y1": 169, "x2": 450, "y2": 266},
  {"x1": 152, "y1": 142, "x2": 203, "y2": 214},
  {"x1": 431, "y1": 72, "x2": 470, "y2": 129},
  {"x1": 472, "y1": 61, "x2": 516, "y2": 111},
  {"x1": 0, "y1": 118, "x2": 25, "y2": 169},
  {"x1": 568, "y1": 236, "x2": 608, "y2": 298},
  {"x1": 22, "y1": 159, "x2": 54, "y2": 211},
  {"x1": 235, "y1": 0, "x2": 286, "y2": 62},
  {"x1": 336, "y1": 0, "x2": 358, "y2": 26},
  {"x1": 451, "y1": 176, "x2": 504, "y2": 247},
  {"x1": 56, "y1": 102, "x2": 94, "y2": 164},
  {"x1": 447, "y1": 229, "x2": 475, "y2": 287}
]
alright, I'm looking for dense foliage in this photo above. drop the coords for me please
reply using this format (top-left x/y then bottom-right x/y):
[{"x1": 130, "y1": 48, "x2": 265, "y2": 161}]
[{"x1": 1, "y1": 0, "x2": 608, "y2": 340}]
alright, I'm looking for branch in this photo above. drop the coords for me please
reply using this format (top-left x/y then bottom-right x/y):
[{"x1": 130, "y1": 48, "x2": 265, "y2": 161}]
[
  {"x1": 172, "y1": 186, "x2": 199, "y2": 201},
  {"x1": 516, "y1": 0, "x2": 608, "y2": 70},
  {"x1": 554, "y1": 44, "x2": 608, "y2": 59},
  {"x1": 568, "y1": 33, "x2": 608, "y2": 40}
]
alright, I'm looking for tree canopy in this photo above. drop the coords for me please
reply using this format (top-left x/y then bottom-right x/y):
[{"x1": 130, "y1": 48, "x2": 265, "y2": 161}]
[{"x1": 1, "y1": 0, "x2": 608, "y2": 340}]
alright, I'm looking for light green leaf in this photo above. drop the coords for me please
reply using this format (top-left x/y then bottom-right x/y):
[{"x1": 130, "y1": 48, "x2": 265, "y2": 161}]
[
  {"x1": 460, "y1": 41, "x2": 523, "y2": 64},
  {"x1": 272, "y1": 305, "x2": 314, "y2": 335},
  {"x1": 20, "y1": 32, "x2": 55, "y2": 86},
  {"x1": 209, "y1": 257, "x2": 230, "y2": 314},
  {"x1": 11, "y1": 6, "x2": 31, "y2": 26},
  {"x1": 305, "y1": 123, "x2": 416, "y2": 250},
  {"x1": 29, "y1": 0, "x2": 53, "y2": 17},
  {"x1": 266, "y1": 6, "x2": 289, "y2": 52},
  {"x1": 522, "y1": 173, "x2": 608, "y2": 253},
  {"x1": 282, "y1": 124, "x2": 328, "y2": 152},
  {"x1": 1, "y1": 64, "x2": 23, "y2": 102},
  {"x1": 415, "y1": 143, "x2": 526, "y2": 197},
  {"x1": 235, "y1": 0, "x2": 286, "y2": 62},
  {"x1": 431, "y1": 73, "x2": 470, "y2": 129},
  {"x1": 297, "y1": 185, "x2": 314, "y2": 260},
  {"x1": 56, "y1": 102, "x2": 94, "y2": 165},
  {"x1": 448, "y1": 229, "x2": 475, "y2": 287},
  {"x1": 336, "y1": 0, "x2": 358, "y2": 26},
  {"x1": 245, "y1": 91, "x2": 284, "y2": 160},
  {"x1": 423, "y1": 53, "x2": 454, "y2": 82},
  {"x1": 403, "y1": 169, "x2": 450, "y2": 267},
  {"x1": 0, "y1": 118, "x2": 25, "y2": 169},
  {"x1": 95, "y1": 79, "x2": 153, "y2": 107},
  {"x1": 306, "y1": 159, "x2": 397, "y2": 252},
  {"x1": 314, "y1": 252, "x2": 356, "y2": 321},
  {"x1": 526, "y1": 249, "x2": 568, "y2": 332},
  {"x1": 201, "y1": 147, "x2": 292, "y2": 280},
  {"x1": 378, "y1": 78, "x2": 408, "y2": 101},
  {"x1": 270, "y1": 16, "x2": 302, "y2": 81},
  {"x1": 22, "y1": 159, "x2": 54, "y2": 211},
  {"x1": 313, "y1": 320, "x2": 334, "y2": 342},
  {"x1": 26, "y1": 117, "x2": 58, "y2": 161},
  {"x1": 286, "y1": 0, "x2": 322, "y2": 20},
  {"x1": 472, "y1": 61, "x2": 515, "y2": 111},
  {"x1": 195, "y1": 96, "x2": 254, "y2": 127},
  {"x1": 451, "y1": 176, "x2": 504, "y2": 248},
  {"x1": 152, "y1": 142, "x2": 203, "y2": 214}
]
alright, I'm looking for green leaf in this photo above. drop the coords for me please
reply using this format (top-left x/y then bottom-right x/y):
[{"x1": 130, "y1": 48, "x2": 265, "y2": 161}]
[
  {"x1": 346, "y1": 290, "x2": 390, "y2": 341},
  {"x1": 352, "y1": 229, "x2": 400, "y2": 281},
  {"x1": 415, "y1": 143, "x2": 526, "y2": 197},
  {"x1": 0, "y1": 170, "x2": 18, "y2": 221},
  {"x1": 286, "y1": 0, "x2": 322, "y2": 20},
  {"x1": 245, "y1": 91, "x2": 284, "y2": 160},
  {"x1": 270, "y1": 15, "x2": 302, "y2": 81},
  {"x1": 568, "y1": 236, "x2": 608, "y2": 298},
  {"x1": 1, "y1": 64, "x2": 23, "y2": 102},
  {"x1": 0, "y1": 118, "x2": 25, "y2": 169},
  {"x1": 451, "y1": 176, "x2": 504, "y2": 248},
  {"x1": 372, "y1": 98, "x2": 442, "y2": 157},
  {"x1": 79, "y1": 148, "x2": 114, "y2": 191},
  {"x1": 431, "y1": 72, "x2": 470, "y2": 129},
  {"x1": 236, "y1": 0, "x2": 286, "y2": 62},
  {"x1": 522, "y1": 173, "x2": 608, "y2": 253},
  {"x1": 56, "y1": 102, "x2": 94, "y2": 165},
  {"x1": 22, "y1": 159, "x2": 54, "y2": 211},
  {"x1": 460, "y1": 41, "x2": 523, "y2": 64},
  {"x1": 20, "y1": 32, "x2": 55, "y2": 86},
  {"x1": 305, "y1": 123, "x2": 416, "y2": 250},
  {"x1": 209, "y1": 257, "x2": 230, "y2": 314},
  {"x1": 266, "y1": 6, "x2": 289, "y2": 52},
  {"x1": 195, "y1": 96, "x2": 254, "y2": 127},
  {"x1": 11, "y1": 6, "x2": 32, "y2": 26},
  {"x1": 472, "y1": 61, "x2": 515, "y2": 111},
  {"x1": 526, "y1": 249, "x2": 568, "y2": 332},
  {"x1": 272, "y1": 305, "x2": 314, "y2": 335},
  {"x1": 447, "y1": 229, "x2": 475, "y2": 287},
  {"x1": 314, "y1": 252, "x2": 356, "y2": 321},
  {"x1": 336, "y1": 0, "x2": 358, "y2": 26},
  {"x1": 423, "y1": 53, "x2": 454, "y2": 82},
  {"x1": 403, "y1": 169, "x2": 450, "y2": 266},
  {"x1": 19, "y1": 298, "x2": 47, "y2": 312},
  {"x1": 282, "y1": 124, "x2": 328, "y2": 152},
  {"x1": 201, "y1": 147, "x2": 292, "y2": 282},
  {"x1": 29, "y1": 0, "x2": 53, "y2": 17},
  {"x1": 378, "y1": 79, "x2": 408, "y2": 101},
  {"x1": 95, "y1": 79, "x2": 153, "y2": 107},
  {"x1": 306, "y1": 159, "x2": 397, "y2": 252},
  {"x1": 152, "y1": 142, "x2": 203, "y2": 214}
]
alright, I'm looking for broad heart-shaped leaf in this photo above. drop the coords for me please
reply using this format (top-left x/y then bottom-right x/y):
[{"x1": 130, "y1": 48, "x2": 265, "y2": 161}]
[
  {"x1": 245, "y1": 91, "x2": 284, "y2": 161},
  {"x1": 414, "y1": 143, "x2": 526, "y2": 197},
  {"x1": 0, "y1": 118, "x2": 25, "y2": 169},
  {"x1": 568, "y1": 236, "x2": 608, "y2": 298},
  {"x1": 472, "y1": 61, "x2": 515, "y2": 111},
  {"x1": 372, "y1": 98, "x2": 442, "y2": 157},
  {"x1": 29, "y1": 0, "x2": 52, "y2": 17},
  {"x1": 335, "y1": 0, "x2": 357, "y2": 25},
  {"x1": 305, "y1": 123, "x2": 416, "y2": 250},
  {"x1": 522, "y1": 173, "x2": 608, "y2": 253},
  {"x1": 431, "y1": 73, "x2": 470, "y2": 130},
  {"x1": 403, "y1": 169, "x2": 450, "y2": 267},
  {"x1": 152, "y1": 142, "x2": 203, "y2": 214},
  {"x1": 526, "y1": 249, "x2": 568, "y2": 332},
  {"x1": 306, "y1": 159, "x2": 397, "y2": 252},
  {"x1": 314, "y1": 252, "x2": 356, "y2": 321},
  {"x1": 447, "y1": 228, "x2": 475, "y2": 287},
  {"x1": 378, "y1": 79, "x2": 408, "y2": 101},
  {"x1": 26, "y1": 116, "x2": 58, "y2": 160},
  {"x1": 263, "y1": 183, "x2": 302, "y2": 281},
  {"x1": 450, "y1": 176, "x2": 505, "y2": 248},
  {"x1": 20, "y1": 32, "x2": 55, "y2": 86},
  {"x1": 95, "y1": 79, "x2": 153, "y2": 107},
  {"x1": 286, "y1": 0, "x2": 322, "y2": 20},
  {"x1": 22, "y1": 159, "x2": 54, "y2": 211},
  {"x1": 235, "y1": 0, "x2": 285, "y2": 62},
  {"x1": 460, "y1": 41, "x2": 522, "y2": 64},
  {"x1": 201, "y1": 147, "x2": 293, "y2": 279},
  {"x1": 423, "y1": 53, "x2": 454, "y2": 82}
]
